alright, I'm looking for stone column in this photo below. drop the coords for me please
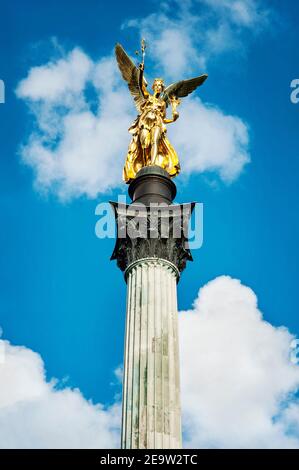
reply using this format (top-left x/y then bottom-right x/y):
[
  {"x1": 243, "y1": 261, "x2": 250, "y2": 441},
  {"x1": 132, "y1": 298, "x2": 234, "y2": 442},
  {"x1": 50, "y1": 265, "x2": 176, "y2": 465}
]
[
  {"x1": 110, "y1": 166, "x2": 195, "y2": 449},
  {"x1": 121, "y1": 258, "x2": 181, "y2": 449}
]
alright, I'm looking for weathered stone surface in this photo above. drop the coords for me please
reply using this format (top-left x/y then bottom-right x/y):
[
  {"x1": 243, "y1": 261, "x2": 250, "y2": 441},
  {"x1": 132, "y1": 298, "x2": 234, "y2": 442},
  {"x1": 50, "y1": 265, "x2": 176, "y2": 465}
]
[
  {"x1": 121, "y1": 259, "x2": 182, "y2": 449},
  {"x1": 110, "y1": 202, "x2": 195, "y2": 275}
]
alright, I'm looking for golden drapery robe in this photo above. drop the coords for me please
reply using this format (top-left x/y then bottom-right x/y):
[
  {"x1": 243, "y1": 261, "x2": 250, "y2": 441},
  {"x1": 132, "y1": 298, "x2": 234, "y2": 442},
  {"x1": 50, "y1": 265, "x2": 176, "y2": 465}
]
[{"x1": 123, "y1": 96, "x2": 181, "y2": 183}]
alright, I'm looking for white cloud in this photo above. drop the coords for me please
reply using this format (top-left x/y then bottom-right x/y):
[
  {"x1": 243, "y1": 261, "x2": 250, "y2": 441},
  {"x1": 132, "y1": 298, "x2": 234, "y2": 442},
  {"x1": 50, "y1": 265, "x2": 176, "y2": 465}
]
[
  {"x1": 1, "y1": 276, "x2": 299, "y2": 448},
  {"x1": 16, "y1": 0, "x2": 272, "y2": 200},
  {"x1": 17, "y1": 48, "x2": 92, "y2": 103},
  {"x1": 125, "y1": 13, "x2": 204, "y2": 79},
  {"x1": 17, "y1": 46, "x2": 250, "y2": 199},
  {"x1": 0, "y1": 340, "x2": 120, "y2": 449},
  {"x1": 169, "y1": 98, "x2": 250, "y2": 182},
  {"x1": 16, "y1": 50, "x2": 135, "y2": 200},
  {"x1": 202, "y1": 0, "x2": 268, "y2": 28},
  {"x1": 125, "y1": 0, "x2": 269, "y2": 80},
  {"x1": 179, "y1": 276, "x2": 299, "y2": 448}
]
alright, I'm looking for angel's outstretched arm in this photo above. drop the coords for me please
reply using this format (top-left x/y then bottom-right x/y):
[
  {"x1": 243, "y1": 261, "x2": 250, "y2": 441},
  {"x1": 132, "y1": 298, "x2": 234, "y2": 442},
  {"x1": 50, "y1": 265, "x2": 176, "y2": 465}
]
[
  {"x1": 163, "y1": 114, "x2": 179, "y2": 124},
  {"x1": 138, "y1": 63, "x2": 149, "y2": 99},
  {"x1": 163, "y1": 97, "x2": 180, "y2": 124}
]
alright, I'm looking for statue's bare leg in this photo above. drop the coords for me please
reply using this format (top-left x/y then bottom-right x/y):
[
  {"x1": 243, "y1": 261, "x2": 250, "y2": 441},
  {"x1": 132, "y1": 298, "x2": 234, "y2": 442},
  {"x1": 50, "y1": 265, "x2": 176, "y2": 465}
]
[
  {"x1": 151, "y1": 126, "x2": 161, "y2": 165},
  {"x1": 140, "y1": 129, "x2": 150, "y2": 165}
]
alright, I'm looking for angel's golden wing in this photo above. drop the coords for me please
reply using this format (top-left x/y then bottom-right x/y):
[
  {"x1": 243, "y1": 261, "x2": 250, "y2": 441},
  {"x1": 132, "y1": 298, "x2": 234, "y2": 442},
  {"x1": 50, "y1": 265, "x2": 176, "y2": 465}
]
[
  {"x1": 163, "y1": 74, "x2": 208, "y2": 106},
  {"x1": 115, "y1": 43, "x2": 147, "y2": 113}
]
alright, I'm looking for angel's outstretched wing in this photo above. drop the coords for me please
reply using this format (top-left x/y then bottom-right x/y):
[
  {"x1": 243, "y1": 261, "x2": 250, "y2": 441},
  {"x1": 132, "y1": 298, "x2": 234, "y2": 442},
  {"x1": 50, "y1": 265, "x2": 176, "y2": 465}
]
[
  {"x1": 115, "y1": 43, "x2": 147, "y2": 113},
  {"x1": 163, "y1": 74, "x2": 208, "y2": 106}
]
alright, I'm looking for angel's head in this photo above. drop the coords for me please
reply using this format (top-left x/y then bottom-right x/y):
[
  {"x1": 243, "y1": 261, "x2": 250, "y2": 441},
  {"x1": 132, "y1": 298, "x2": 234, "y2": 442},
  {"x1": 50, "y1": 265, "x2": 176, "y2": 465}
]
[{"x1": 152, "y1": 78, "x2": 165, "y2": 95}]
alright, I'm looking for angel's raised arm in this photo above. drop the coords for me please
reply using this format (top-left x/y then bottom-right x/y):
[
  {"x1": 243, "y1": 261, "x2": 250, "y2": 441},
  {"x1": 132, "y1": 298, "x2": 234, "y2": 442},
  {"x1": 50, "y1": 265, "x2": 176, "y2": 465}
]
[{"x1": 138, "y1": 63, "x2": 149, "y2": 99}]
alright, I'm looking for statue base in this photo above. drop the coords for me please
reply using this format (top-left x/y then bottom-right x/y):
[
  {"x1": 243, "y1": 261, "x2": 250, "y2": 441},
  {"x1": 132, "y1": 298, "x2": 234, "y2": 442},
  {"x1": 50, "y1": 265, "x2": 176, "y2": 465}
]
[{"x1": 128, "y1": 166, "x2": 177, "y2": 205}]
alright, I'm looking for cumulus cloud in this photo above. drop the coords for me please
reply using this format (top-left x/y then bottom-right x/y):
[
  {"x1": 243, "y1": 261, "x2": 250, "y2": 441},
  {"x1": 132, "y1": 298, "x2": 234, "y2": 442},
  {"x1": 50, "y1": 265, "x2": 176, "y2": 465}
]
[
  {"x1": 179, "y1": 276, "x2": 299, "y2": 448},
  {"x1": 16, "y1": 46, "x2": 250, "y2": 199},
  {"x1": 15, "y1": 0, "x2": 269, "y2": 200},
  {"x1": 0, "y1": 339, "x2": 120, "y2": 448},
  {"x1": 17, "y1": 48, "x2": 92, "y2": 103},
  {"x1": 16, "y1": 49, "x2": 135, "y2": 200},
  {"x1": 125, "y1": 0, "x2": 270, "y2": 79},
  {"x1": 1, "y1": 276, "x2": 299, "y2": 448},
  {"x1": 169, "y1": 98, "x2": 249, "y2": 182},
  {"x1": 202, "y1": 0, "x2": 268, "y2": 28}
]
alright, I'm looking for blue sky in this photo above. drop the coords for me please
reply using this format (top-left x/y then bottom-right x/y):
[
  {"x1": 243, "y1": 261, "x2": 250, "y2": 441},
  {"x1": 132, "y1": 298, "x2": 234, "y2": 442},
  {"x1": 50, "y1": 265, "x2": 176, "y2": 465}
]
[{"x1": 1, "y1": 0, "x2": 299, "y2": 448}]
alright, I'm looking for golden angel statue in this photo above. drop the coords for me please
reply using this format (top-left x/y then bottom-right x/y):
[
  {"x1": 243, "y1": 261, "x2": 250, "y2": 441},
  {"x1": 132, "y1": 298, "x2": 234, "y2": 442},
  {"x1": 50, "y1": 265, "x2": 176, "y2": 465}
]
[{"x1": 115, "y1": 41, "x2": 208, "y2": 183}]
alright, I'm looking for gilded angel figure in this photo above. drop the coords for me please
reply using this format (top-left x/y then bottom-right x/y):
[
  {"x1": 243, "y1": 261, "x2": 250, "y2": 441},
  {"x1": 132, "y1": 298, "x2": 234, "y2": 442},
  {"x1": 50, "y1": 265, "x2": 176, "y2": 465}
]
[{"x1": 115, "y1": 42, "x2": 208, "y2": 183}]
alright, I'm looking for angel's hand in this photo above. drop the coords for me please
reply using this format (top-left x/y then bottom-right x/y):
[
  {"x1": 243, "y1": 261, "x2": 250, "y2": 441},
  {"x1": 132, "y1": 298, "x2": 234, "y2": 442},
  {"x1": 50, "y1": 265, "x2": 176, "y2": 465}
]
[{"x1": 169, "y1": 94, "x2": 181, "y2": 107}]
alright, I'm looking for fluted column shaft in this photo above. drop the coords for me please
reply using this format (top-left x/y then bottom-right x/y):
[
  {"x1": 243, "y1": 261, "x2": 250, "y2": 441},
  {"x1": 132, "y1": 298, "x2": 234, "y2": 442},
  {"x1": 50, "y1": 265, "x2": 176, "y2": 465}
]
[{"x1": 121, "y1": 258, "x2": 182, "y2": 449}]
